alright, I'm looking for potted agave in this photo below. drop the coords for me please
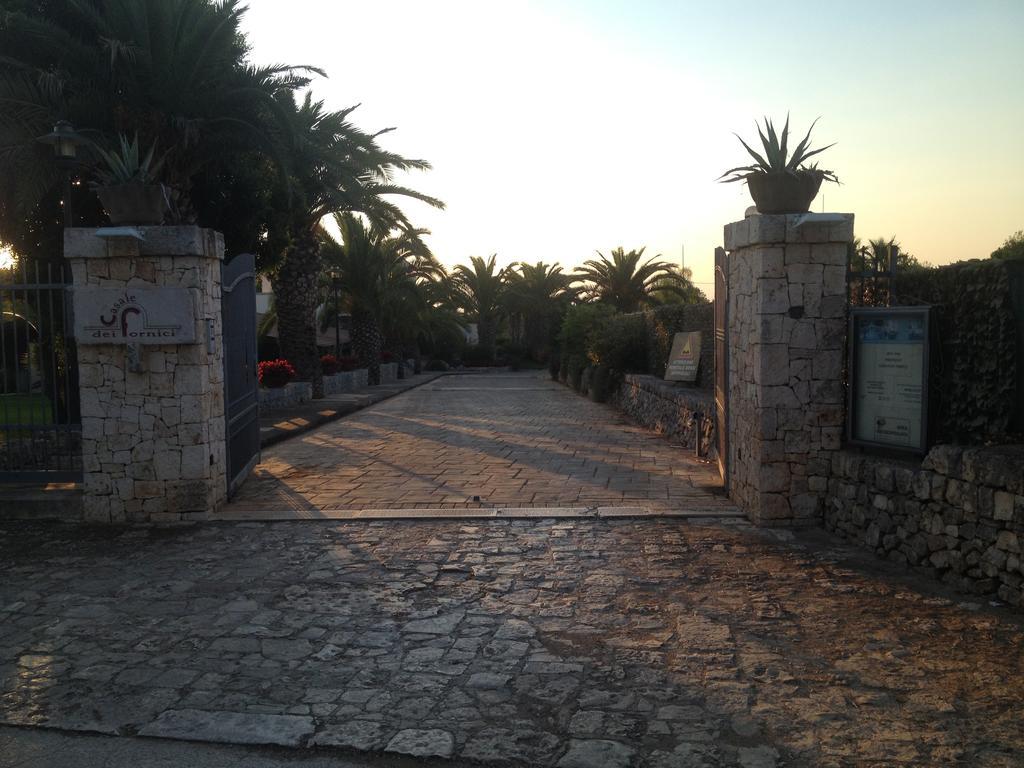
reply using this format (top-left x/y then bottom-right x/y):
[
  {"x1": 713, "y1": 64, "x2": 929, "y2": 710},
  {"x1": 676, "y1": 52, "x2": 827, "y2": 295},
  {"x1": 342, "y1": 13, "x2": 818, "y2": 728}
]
[
  {"x1": 719, "y1": 116, "x2": 838, "y2": 214},
  {"x1": 92, "y1": 134, "x2": 168, "y2": 225}
]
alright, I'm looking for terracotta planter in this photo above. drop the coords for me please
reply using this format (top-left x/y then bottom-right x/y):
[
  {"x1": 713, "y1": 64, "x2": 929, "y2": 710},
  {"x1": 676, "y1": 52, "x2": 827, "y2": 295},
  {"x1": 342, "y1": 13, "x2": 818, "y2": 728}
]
[
  {"x1": 96, "y1": 183, "x2": 168, "y2": 225},
  {"x1": 746, "y1": 172, "x2": 823, "y2": 215}
]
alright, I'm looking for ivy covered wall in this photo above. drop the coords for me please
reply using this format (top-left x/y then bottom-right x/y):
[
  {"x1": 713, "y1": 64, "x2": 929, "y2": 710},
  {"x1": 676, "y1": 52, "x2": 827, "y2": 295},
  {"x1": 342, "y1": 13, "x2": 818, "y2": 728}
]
[{"x1": 894, "y1": 259, "x2": 1023, "y2": 443}]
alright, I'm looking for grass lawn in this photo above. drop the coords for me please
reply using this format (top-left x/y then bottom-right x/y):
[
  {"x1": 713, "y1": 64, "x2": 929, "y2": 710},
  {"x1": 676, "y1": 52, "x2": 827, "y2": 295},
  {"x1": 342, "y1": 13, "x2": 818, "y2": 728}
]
[{"x1": 0, "y1": 393, "x2": 53, "y2": 427}]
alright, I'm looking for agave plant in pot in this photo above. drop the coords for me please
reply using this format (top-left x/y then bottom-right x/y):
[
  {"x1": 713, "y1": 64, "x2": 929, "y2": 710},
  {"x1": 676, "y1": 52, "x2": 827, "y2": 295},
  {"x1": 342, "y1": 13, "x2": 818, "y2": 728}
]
[
  {"x1": 719, "y1": 116, "x2": 838, "y2": 215},
  {"x1": 91, "y1": 134, "x2": 169, "y2": 225}
]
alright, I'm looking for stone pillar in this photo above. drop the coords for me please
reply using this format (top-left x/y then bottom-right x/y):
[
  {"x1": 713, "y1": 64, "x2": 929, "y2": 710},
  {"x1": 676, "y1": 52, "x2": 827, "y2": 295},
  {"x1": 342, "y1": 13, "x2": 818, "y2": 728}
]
[
  {"x1": 66, "y1": 226, "x2": 227, "y2": 523},
  {"x1": 723, "y1": 213, "x2": 852, "y2": 525}
]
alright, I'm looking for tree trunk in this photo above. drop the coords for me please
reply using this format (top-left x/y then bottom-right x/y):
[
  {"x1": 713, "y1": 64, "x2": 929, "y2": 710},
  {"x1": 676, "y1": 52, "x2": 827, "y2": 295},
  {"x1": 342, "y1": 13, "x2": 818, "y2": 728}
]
[
  {"x1": 272, "y1": 227, "x2": 324, "y2": 398},
  {"x1": 477, "y1": 314, "x2": 496, "y2": 358},
  {"x1": 524, "y1": 312, "x2": 548, "y2": 362},
  {"x1": 351, "y1": 308, "x2": 383, "y2": 385}
]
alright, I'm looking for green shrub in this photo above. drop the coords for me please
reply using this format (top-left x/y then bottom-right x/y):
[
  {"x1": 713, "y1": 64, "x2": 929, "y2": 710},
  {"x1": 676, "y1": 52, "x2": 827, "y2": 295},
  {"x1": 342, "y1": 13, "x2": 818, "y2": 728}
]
[
  {"x1": 567, "y1": 354, "x2": 587, "y2": 390},
  {"x1": 589, "y1": 312, "x2": 647, "y2": 372},
  {"x1": 425, "y1": 359, "x2": 449, "y2": 372},
  {"x1": 498, "y1": 342, "x2": 527, "y2": 370},
  {"x1": 559, "y1": 304, "x2": 616, "y2": 360},
  {"x1": 555, "y1": 301, "x2": 714, "y2": 388},
  {"x1": 548, "y1": 352, "x2": 560, "y2": 381},
  {"x1": 589, "y1": 364, "x2": 612, "y2": 402},
  {"x1": 461, "y1": 345, "x2": 494, "y2": 366}
]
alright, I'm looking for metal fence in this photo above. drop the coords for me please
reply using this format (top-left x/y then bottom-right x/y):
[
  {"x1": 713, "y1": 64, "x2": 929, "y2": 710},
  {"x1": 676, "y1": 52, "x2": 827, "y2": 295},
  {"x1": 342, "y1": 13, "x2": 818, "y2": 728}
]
[
  {"x1": 0, "y1": 259, "x2": 81, "y2": 482},
  {"x1": 847, "y1": 242, "x2": 898, "y2": 307}
]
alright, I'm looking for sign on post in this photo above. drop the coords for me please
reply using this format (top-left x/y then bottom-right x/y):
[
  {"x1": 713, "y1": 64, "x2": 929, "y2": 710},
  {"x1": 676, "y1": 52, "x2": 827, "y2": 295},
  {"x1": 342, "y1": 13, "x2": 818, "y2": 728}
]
[
  {"x1": 73, "y1": 288, "x2": 197, "y2": 344},
  {"x1": 847, "y1": 307, "x2": 930, "y2": 453},
  {"x1": 665, "y1": 331, "x2": 702, "y2": 383}
]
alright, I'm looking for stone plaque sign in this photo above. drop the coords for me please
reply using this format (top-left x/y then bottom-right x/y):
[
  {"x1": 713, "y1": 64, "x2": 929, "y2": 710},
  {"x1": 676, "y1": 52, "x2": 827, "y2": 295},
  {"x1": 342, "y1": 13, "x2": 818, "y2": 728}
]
[
  {"x1": 848, "y1": 307, "x2": 930, "y2": 452},
  {"x1": 74, "y1": 288, "x2": 196, "y2": 344},
  {"x1": 665, "y1": 331, "x2": 702, "y2": 382}
]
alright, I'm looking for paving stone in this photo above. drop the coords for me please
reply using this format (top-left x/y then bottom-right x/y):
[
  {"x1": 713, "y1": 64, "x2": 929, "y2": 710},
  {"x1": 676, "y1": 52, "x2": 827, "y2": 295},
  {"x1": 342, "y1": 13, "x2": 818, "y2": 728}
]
[
  {"x1": 312, "y1": 720, "x2": 385, "y2": 750},
  {"x1": 462, "y1": 726, "x2": 562, "y2": 765},
  {"x1": 2, "y1": 372, "x2": 1024, "y2": 767},
  {"x1": 385, "y1": 728, "x2": 454, "y2": 758},
  {"x1": 261, "y1": 639, "x2": 313, "y2": 660},
  {"x1": 467, "y1": 672, "x2": 510, "y2": 689},
  {"x1": 568, "y1": 710, "x2": 604, "y2": 735},
  {"x1": 738, "y1": 745, "x2": 780, "y2": 768},
  {"x1": 138, "y1": 709, "x2": 314, "y2": 747},
  {"x1": 225, "y1": 372, "x2": 733, "y2": 516},
  {"x1": 401, "y1": 612, "x2": 464, "y2": 635},
  {"x1": 557, "y1": 738, "x2": 636, "y2": 768}
]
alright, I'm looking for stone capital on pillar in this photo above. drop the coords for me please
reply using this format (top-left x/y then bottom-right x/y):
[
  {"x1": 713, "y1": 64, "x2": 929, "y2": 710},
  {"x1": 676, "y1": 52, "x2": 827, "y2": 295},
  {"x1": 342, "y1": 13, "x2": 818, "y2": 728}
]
[
  {"x1": 723, "y1": 212, "x2": 853, "y2": 525},
  {"x1": 66, "y1": 226, "x2": 227, "y2": 523}
]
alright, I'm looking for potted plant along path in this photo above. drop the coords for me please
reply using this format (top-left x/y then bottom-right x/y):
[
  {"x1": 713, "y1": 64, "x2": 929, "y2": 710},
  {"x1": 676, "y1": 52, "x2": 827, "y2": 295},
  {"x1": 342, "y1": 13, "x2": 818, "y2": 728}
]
[
  {"x1": 719, "y1": 115, "x2": 839, "y2": 214},
  {"x1": 91, "y1": 134, "x2": 169, "y2": 225}
]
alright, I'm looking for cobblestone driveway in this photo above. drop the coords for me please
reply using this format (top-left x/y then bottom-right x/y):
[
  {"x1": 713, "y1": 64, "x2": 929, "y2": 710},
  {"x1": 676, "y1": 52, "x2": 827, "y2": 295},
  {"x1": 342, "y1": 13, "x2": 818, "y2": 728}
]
[
  {"x1": 3, "y1": 374, "x2": 1023, "y2": 766},
  {"x1": 2, "y1": 518, "x2": 1023, "y2": 766},
  {"x1": 226, "y1": 372, "x2": 733, "y2": 516}
]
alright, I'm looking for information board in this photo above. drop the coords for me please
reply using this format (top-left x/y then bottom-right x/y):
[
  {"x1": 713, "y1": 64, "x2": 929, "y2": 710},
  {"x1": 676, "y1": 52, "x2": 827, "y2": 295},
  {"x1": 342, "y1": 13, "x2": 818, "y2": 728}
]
[
  {"x1": 665, "y1": 331, "x2": 702, "y2": 383},
  {"x1": 74, "y1": 287, "x2": 196, "y2": 345},
  {"x1": 848, "y1": 307, "x2": 930, "y2": 452}
]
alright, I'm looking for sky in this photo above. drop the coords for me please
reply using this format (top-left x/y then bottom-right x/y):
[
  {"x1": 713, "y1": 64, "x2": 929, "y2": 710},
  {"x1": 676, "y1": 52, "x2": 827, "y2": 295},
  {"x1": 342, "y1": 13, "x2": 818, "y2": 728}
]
[{"x1": 242, "y1": 0, "x2": 1024, "y2": 293}]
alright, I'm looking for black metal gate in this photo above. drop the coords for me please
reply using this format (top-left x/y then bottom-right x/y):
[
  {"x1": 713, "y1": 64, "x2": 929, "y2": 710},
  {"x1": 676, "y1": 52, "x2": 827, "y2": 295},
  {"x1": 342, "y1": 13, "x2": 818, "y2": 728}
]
[
  {"x1": 714, "y1": 246, "x2": 728, "y2": 487},
  {"x1": 0, "y1": 260, "x2": 81, "y2": 482},
  {"x1": 222, "y1": 253, "x2": 260, "y2": 497}
]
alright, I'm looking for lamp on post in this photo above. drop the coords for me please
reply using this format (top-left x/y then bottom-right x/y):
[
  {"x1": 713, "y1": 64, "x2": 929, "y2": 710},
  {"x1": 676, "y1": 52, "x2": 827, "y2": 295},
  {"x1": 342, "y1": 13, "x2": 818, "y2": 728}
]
[
  {"x1": 37, "y1": 120, "x2": 88, "y2": 229},
  {"x1": 329, "y1": 268, "x2": 342, "y2": 358}
]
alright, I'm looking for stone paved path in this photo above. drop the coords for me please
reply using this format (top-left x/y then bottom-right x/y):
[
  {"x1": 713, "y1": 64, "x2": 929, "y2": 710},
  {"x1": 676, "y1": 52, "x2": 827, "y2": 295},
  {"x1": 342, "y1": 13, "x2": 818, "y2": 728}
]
[
  {"x1": 226, "y1": 372, "x2": 733, "y2": 516},
  {"x1": 2, "y1": 518, "x2": 1023, "y2": 766}
]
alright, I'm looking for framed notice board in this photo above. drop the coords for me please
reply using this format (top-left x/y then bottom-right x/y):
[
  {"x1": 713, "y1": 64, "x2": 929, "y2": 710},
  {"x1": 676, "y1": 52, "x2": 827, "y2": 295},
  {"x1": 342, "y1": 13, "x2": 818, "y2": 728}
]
[{"x1": 847, "y1": 306, "x2": 931, "y2": 454}]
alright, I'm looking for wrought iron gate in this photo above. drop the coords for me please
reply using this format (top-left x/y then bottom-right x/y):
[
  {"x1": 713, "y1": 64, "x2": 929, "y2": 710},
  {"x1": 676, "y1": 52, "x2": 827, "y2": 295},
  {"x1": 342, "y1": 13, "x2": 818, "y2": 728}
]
[
  {"x1": 0, "y1": 260, "x2": 81, "y2": 482},
  {"x1": 222, "y1": 253, "x2": 260, "y2": 497},
  {"x1": 714, "y1": 247, "x2": 728, "y2": 487}
]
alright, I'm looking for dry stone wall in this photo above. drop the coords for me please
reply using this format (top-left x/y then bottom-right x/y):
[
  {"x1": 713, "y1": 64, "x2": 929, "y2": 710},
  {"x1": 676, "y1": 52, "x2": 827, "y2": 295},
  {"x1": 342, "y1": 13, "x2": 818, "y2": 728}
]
[
  {"x1": 323, "y1": 369, "x2": 369, "y2": 395},
  {"x1": 724, "y1": 213, "x2": 853, "y2": 525},
  {"x1": 825, "y1": 445, "x2": 1024, "y2": 606},
  {"x1": 259, "y1": 381, "x2": 313, "y2": 410},
  {"x1": 67, "y1": 227, "x2": 227, "y2": 523},
  {"x1": 611, "y1": 374, "x2": 716, "y2": 458}
]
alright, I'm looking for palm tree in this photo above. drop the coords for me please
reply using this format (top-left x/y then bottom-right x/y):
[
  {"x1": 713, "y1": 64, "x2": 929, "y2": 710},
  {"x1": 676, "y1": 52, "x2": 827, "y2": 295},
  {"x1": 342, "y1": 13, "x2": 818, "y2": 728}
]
[
  {"x1": 269, "y1": 93, "x2": 443, "y2": 396},
  {"x1": 320, "y1": 213, "x2": 438, "y2": 384},
  {"x1": 850, "y1": 236, "x2": 925, "y2": 273},
  {"x1": 414, "y1": 274, "x2": 467, "y2": 364},
  {"x1": 0, "y1": 0, "x2": 313, "y2": 251},
  {"x1": 451, "y1": 255, "x2": 508, "y2": 356},
  {"x1": 573, "y1": 247, "x2": 687, "y2": 312},
  {"x1": 649, "y1": 264, "x2": 707, "y2": 305},
  {"x1": 504, "y1": 261, "x2": 574, "y2": 359}
]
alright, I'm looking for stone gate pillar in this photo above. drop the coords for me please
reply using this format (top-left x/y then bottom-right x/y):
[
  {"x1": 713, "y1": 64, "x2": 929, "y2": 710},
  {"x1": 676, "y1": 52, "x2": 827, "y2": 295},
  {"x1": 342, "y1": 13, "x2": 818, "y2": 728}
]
[
  {"x1": 66, "y1": 226, "x2": 227, "y2": 523},
  {"x1": 723, "y1": 213, "x2": 853, "y2": 525}
]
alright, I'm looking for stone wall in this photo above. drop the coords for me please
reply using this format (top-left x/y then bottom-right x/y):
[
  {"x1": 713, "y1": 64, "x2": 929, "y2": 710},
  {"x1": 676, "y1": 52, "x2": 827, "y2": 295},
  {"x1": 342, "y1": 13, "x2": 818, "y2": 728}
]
[
  {"x1": 724, "y1": 213, "x2": 852, "y2": 525},
  {"x1": 259, "y1": 382, "x2": 313, "y2": 409},
  {"x1": 611, "y1": 374, "x2": 716, "y2": 457},
  {"x1": 323, "y1": 369, "x2": 368, "y2": 395},
  {"x1": 825, "y1": 445, "x2": 1024, "y2": 606},
  {"x1": 380, "y1": 362, "x2": 398, "y2": 384},
  {"x1": 67, "y1": 226, "x2": 227, "y2": 523}
]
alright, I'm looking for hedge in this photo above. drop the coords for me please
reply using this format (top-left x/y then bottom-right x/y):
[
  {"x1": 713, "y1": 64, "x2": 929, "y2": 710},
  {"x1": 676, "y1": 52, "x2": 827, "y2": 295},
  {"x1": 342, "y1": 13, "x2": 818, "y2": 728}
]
[{"x1": 557, "y1": 301, "x2": 714, "y2": 395}]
